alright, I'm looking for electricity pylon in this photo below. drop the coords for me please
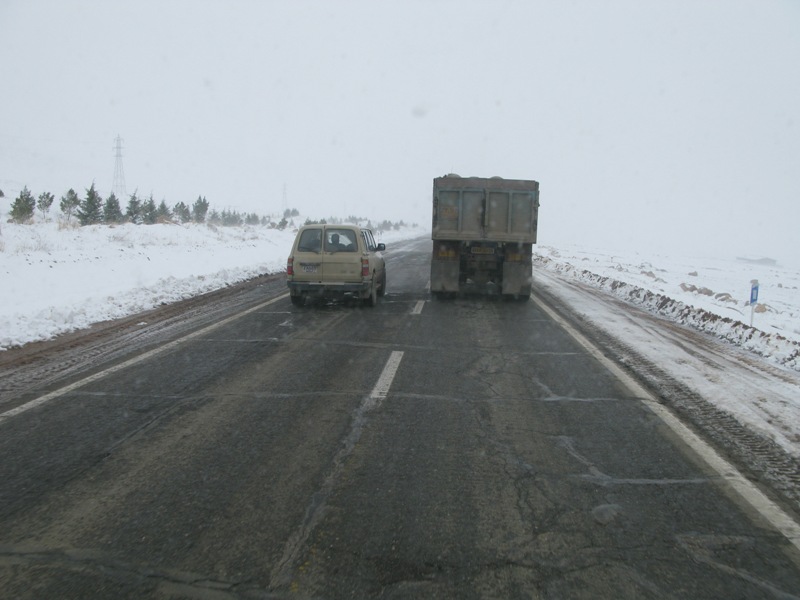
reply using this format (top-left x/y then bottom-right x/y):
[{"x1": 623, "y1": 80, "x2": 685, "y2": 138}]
[{"x1": 112, "y1": 135, "x2": 127, "y2": 199}]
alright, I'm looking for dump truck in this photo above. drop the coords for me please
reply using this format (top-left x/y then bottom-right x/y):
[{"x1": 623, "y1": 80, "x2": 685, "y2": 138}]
[{"x1": 430, "y1": 174, "x2": 540, "y2": 300}]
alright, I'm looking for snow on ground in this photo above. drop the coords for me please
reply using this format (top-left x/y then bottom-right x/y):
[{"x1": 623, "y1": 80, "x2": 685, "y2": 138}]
[
  {"x1": 533, "y1": 244, "x2": 800, "y2": 372},
  {"x1": 2, "y1": 222, "x2": 798, "y2": 369},
  {"x1": 0, "y1": 221, "x2": 424, "y2": 350},
  {"x1": 2, "y1": 222, "x2": 799, "y2": 457}
]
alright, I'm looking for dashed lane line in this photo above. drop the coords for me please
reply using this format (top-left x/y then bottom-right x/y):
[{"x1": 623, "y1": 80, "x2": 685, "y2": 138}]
[{"x1": 270, "y1": 350, "x2": 404, "y2": 589}]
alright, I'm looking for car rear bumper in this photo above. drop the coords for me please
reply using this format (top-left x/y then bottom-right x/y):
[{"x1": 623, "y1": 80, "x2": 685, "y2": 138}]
[{"x1": 288, "y1": 281, "x2": 370, "y2": 297}]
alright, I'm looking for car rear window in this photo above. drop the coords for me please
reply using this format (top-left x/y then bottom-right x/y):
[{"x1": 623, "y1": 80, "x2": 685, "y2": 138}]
[
  {"x1": 325, "y1": 229, "x2": 357, "y2": 252},
  {"x1": 297, "y1": 228, "x2": 322, "y2": 252}
]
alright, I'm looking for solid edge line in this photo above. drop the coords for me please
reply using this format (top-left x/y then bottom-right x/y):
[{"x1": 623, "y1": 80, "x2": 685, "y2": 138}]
[
  {"x1": 529, "y1": 291, "x2": 800, "y2": 552},
  {"x1": 0, "y1": 294, "x2": 289, "y2": 425}
]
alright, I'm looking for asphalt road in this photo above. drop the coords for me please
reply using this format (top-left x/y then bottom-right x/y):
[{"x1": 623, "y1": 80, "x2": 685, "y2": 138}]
[{"x1": 1, "y1": 237, "x2": 799, "y2": 599}]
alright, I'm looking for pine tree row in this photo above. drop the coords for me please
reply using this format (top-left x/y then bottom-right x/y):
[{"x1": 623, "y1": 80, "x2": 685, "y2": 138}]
[{"x1": 5, "y1": 184, "x2": 271, "y2": 227}]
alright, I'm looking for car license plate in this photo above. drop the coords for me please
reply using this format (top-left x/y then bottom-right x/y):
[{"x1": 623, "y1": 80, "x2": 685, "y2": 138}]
[
  {"x1": 301, "y1": 264, "x2": 318, "y2": 273},
  {"x1": 471, "y1": 247, "x2": 494, "y2": 255}
]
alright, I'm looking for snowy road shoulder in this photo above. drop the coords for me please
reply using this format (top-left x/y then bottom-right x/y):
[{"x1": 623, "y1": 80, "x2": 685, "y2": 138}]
[
  {"x1": 533, "y1": 246, "x2": 800, "y2": 372},
  {"x1": 531, "y1": 266, "x2": 800, "y2": 463}
]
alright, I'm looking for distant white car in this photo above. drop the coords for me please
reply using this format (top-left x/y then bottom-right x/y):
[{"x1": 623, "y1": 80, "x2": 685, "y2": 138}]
[{"x1": 286, "y1": 224, "x2": 386, "y2": 307}]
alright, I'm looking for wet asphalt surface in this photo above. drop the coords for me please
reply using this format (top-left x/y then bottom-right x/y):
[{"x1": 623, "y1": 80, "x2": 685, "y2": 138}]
[{"x1": 1, "y1": 237, "x2": 799, "y2": 599}]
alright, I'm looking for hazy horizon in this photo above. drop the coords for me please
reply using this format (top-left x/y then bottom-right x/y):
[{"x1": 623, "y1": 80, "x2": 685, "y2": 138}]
[{"x1": 2, "y1": 0, "x2": 798, "y2": 261}]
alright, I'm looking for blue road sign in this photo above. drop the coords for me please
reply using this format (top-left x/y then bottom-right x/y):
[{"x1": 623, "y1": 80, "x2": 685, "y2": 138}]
[{"x1": 750, "y1": 281, "x2": 759, "y2": 304}]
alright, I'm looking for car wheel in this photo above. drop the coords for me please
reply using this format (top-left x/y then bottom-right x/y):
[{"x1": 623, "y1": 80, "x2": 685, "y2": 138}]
[
  {"x1": 363, "y1": 278, "x2": 378, "y2": 307},
  {"x1": 378, "y1": 271, "x2": 386, "y2": 296},
  {"x1": 290, "y1": 294, "x2": 305, "y2": 307}
]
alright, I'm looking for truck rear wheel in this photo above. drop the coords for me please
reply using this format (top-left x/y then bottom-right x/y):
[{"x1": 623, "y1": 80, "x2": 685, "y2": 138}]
[
  {"x1": 503, "y1": 290, "x2": 531, "y2": 302},
  {"x1": 432, "y1": 291, "x2": 456, "y2": 300}
]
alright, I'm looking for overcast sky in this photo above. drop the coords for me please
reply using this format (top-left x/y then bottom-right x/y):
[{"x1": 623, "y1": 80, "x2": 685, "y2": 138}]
[{"x1": 2, "y1": 0, "x2": 798, "y2": 261}]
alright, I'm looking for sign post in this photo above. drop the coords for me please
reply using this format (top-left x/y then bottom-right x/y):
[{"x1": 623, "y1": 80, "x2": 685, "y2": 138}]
[{"x1": 750, "y1": 279, "x2": 759, "y2": 327}]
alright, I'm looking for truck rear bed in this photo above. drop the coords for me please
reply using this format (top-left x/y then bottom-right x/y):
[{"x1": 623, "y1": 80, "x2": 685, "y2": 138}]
[
  {"x1": 431, "y1": 176, "x2": 539, "y2": 243},
  {"x1": 430, "y1": 175, "x2": 540, "y2": 298}
]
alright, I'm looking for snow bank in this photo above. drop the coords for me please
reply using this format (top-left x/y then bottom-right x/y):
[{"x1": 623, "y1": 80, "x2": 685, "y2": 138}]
[{"x1": 533, "y1": 245, "x2": 800, "y2": 371}]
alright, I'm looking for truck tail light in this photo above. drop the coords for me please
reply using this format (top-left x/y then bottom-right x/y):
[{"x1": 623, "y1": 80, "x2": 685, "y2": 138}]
[
  {"x1": 434, "y1": 240, "x2": 458, "y2": 260},
  {"x1": 361, "y1": 258, "x2": 370, "y2": 277},
  {"x1": 505, "y1": 243, "x2": 532, "y2": 263},
  {"x1": 286, "y1": 257, "x2": 294, "y2": 276}
]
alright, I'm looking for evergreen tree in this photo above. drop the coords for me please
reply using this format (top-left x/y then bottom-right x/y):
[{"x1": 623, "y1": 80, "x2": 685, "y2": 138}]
[
  {"x1": 60, "y1": 188, "x2": 80, "y2": 221},
  {"x1": 220, "y1": 209, "x2": 242, "y2": 226},
  {"x1": 245, "y1": 212, "x2": 260, "y2": 225},
  {"x1": 103, "y1": 192, "x2": 123, "y2": 224},
  {"x1": 173, "y1": 201, "x2": 191, "y2": 223},
  {"x1": 76, "y1": 183, "x2": 104, "y2": 225},
  {"x1": 10, "y1": 186, "x2": 36, "y2": 223},
  {"x1": 142, "y1": 195, "x2": 157, "y2": 224},
  {"x1": 207, "y1": 209, "x2": 221, "y2": 225},
  {"x1": 37, "y1": 191, "x2": 55, "y2": 221},
  {"x1": 156, "y1": 199, "x2": 171, "y2": 223},
  {"x1": 192, "y1": 196, "x2": 209, "y2": 223},
  {"x1": 126, "y1": 191, "x2": 142, "y2": 224}
]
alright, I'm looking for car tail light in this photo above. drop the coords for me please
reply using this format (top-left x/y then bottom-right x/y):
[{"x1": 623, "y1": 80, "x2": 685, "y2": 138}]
[
  {"x1": 361, "y1": 258, "x2": 369, "y2": 277},
  {"x1": 287, "y1": 257, "x2": 294, "y2": 276}
]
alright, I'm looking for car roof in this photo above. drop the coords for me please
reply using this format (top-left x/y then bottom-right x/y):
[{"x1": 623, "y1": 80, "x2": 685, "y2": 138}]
[{"x1": 299, "y1": 224, "x2": 364, "y2": 232}]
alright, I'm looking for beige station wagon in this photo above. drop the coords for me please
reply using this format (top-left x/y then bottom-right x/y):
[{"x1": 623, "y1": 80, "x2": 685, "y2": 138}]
[{"x1": 286, "y1": 224, "x2": 386, "y2": 307}]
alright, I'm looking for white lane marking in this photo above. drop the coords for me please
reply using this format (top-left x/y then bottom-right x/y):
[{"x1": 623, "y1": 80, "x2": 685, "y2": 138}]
[
  {"x1": 0, "y1": 294, "x2": 289, "y2": 425},
  {"x1": 271, "y1": 349, "x2": 404, "y2": 588},
  {"x1": 411, "y1": 300, "x2": 425, "y2": 315},
  {"x1": 368, "y1": 350, "x2": 404, "y2": 402},
  {"x1": 529, "y1": 292, "x2": 800, "y2": 552}
]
